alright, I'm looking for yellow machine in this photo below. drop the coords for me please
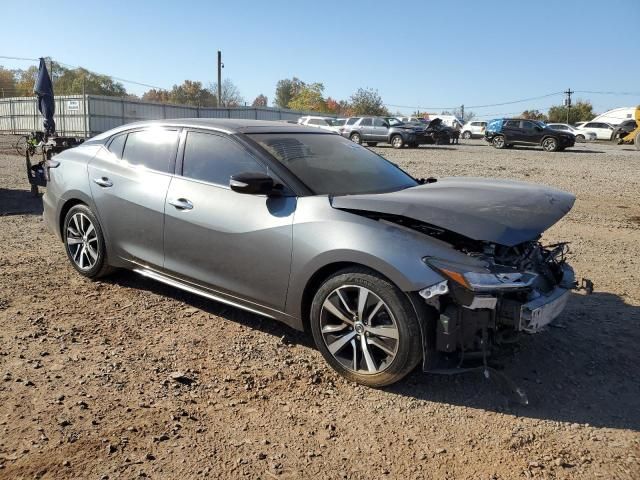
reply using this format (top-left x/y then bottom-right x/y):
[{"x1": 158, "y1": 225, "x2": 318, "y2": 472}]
[{"x1": 620, "y1": 105, "x2": 640, "y2": 149}]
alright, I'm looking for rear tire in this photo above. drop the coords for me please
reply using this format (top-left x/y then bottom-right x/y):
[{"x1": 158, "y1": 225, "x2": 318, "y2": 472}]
[
  {"x1": 310, "y1": 268, "x2": 422, "y2": 387},
  {"x1": 492, "y1": 135, "x2": 506, "y2": 149},
  {"x1": 350, "y1": 133, "x2": 362, "y2": 144},
  {"x1": 63, "y1": 204, "x2": 112, "y2": 279}
]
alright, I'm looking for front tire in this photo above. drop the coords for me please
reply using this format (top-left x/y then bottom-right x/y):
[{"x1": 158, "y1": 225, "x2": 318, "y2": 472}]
[
  {"x1": 541, "y1": 136, "x2": 559, "y2": 152},
  {"x1": 350, "y1": 133, "x2": 362, "y2": 144},
  {"x1": 63, "y1": 204, "x2": 112, "y2": 279},
  {"x1": 576, "y1": 134, "x2": 585, "y2": 142},
  {"x1": 462, "y1": 131, "x2": 472, "y2": 139},
  {"x1": 310, "y1": 268, "x2": 422, "y2": 387},
  {"x1": 391, "y1": 135, "x2": 404, "y2": 149}
]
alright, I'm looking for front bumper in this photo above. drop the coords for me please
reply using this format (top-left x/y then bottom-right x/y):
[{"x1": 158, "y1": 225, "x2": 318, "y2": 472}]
[{"x1": 519, "y1": 286, "x2": 570, "y2": 333}]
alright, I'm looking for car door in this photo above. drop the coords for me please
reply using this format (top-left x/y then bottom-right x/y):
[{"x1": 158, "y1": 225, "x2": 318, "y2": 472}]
[
  {"x1": 372, "y1": 117, "x2": 389, "y2": 141},
  {"x1": 521, "y1": 120, "x2": 543, "y2": 144},
  {"x1": 88, "y1": 127, "x2": 179, "y2": 268},
  {"x1": 162, "y1": 130, "x2": 296, "y2": 311},
  {"x1": 502, "y1": 120, "x2": 522, "y2": 143},
  {"x1": 358, "y1": 118, "x2": 373, "y2": 140}
]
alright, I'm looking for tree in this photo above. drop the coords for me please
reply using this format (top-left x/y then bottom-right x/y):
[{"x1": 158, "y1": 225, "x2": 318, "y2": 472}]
[
  {"x1": 547, "y1": 100, "x2": 595, "y2": 124},
  {"x1": 252, "y1": 94, "x2": 268, "y2": 107},
  {"x1": 209, "y1": 78, "x2": 244, "y2": 107},
  {"x1": 13, "y1": 66, "x2": 39, "y2": 96},
  {"x1": 53, "y1": 67, "x2": 127, "y2": 96},
  {"x1": 349, "y1": 88, "x2": 388, "y2": 116},
  {"x1": 288, "y1": 83, "x2": 327, "y2": 112},
  {"x1": 440, "y1": 107, "x2": 475, "y2": 122},
  {"x1": 142, "y1": 88, "x2": 171, "y2": 103},
  {"x1": 274, "y1": 77, "x2": 305, "y2": 108},
  {"x1": 168, "y1": 80, "x2": 215, "y2": 106},
  {"x1": 0, "y1": 66, "x2": 16, "y2": 97},
  {"x1": 521, "y1": 109, "x2": 547, "y2": 121}
]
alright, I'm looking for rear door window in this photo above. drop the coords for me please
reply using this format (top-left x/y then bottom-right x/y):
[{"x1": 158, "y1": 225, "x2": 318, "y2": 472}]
[
  {"x1": 107, "y1": 133, "x2": 127, "y2": 159},
  {"x1": 359, "y1": 118, "x2": 373, "y2": 127},
  {"x1": 182, "y1": 131, "x2": 267, "y2": 187},
  {"x1": 121, "y1": 129, "x2": 179, "y2": 173},
  {"x1": 505, "y1": 120, "x2": 521, "y2": 128},
  {"x1": 346, "y1": 118, "x2": 360, "y2": 125}
]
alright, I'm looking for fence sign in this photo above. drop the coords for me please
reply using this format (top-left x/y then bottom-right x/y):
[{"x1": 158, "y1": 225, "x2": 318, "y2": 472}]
[{"x1": 67, "y1": 100, "x2": 80, "y2": 111}]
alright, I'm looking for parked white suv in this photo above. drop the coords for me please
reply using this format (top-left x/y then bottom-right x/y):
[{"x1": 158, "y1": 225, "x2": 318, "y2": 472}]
[
  {"x1": 576, "y1": 121, "x2": 615, "y2": 140},
  {"x1": 297, "y1": 116, "x2": 338, "y2": 133},
  {"x1": 460, "y1": 121, "x2": 487, "y2": 139},
  {"x1": 547, "y1": 123, "x2": 597, "y2": 142}
]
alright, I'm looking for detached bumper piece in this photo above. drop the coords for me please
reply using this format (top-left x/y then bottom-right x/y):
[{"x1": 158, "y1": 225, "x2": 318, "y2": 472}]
[{"x1": 520, "y1": 287, "x2": 570, "y2": 333}]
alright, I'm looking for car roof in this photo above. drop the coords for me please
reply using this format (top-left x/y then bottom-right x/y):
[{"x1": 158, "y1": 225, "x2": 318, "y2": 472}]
[{"x1": 90, "y1": 118, "x2": 330, "y2": 140}]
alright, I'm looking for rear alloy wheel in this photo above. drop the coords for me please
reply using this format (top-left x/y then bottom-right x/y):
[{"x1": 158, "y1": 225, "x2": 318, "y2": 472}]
[
  {"x1": 350, "y1": 133, "x2": 362, "y2": 144},
  {"x1": 492, "y1": 135, "x2": 506, "y2": 149},
  {"x1": 462, "y1": 131, "x2": 472, "y2": 139},
  {"x1": 576, "y1": 134, "x2": 585, "y2": 142},
  {"x1": 310, "y1": 269, "x2": 422, "y2": 387},
  {"x1": 542, "y1": 137, "x2": 559, "y2": 152},
  {"x1": 391, "y1": 135, "x2": 404, "y2": 149},
  {"x1": 63, "y1": 204, "x2": 111, "y2": 278}
]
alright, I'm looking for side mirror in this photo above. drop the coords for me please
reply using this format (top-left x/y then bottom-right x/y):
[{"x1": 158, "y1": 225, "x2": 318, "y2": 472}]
[{"x1": 230, "y1": 172, "x2": 275, "y2": 195}]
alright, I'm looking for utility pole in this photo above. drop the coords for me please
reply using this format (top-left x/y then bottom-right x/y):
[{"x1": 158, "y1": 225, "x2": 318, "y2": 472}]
[
  {"x1": 460, "y1": 104, "x2": 465, "y2": 122},
  {"x1": 563, "y1": 88, "x2": 573, "y2": 124},
  {"x1": 217, "y1": 50, "x2": 223, "y2": 107}
]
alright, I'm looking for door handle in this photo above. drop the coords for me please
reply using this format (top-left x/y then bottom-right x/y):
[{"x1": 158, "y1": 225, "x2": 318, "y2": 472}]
[
  {"x1": 168, "y1": 198, "x2": 193, "y2": 210},
  {"x1": 93, "y1": 177, "x2": 113, "y2": 188}
]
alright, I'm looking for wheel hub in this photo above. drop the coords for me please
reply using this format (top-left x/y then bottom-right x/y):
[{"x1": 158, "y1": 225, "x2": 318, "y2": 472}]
[{"x1": 354, "y1": 322, "x2": 365, "y2": 334}]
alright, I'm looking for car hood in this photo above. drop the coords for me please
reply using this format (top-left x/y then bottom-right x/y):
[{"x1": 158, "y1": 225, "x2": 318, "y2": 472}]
[{"x1": 330, "y1": 177, "x2": 576, "y2": 247}]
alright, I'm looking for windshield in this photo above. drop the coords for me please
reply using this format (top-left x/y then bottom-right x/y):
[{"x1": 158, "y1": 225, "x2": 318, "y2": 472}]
[
  {"x1": 247, "y1": 133, "x2": 418, "y2": 195},
  {"x1": 385, "y1": 117, "x2": 403, "y2": 126}
]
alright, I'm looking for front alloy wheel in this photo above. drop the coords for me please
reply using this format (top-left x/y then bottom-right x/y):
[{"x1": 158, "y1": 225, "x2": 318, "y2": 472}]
[
  {"x1": 542, "y1": 137, "x2": 558, "y2": 152},
  {"x1": 310, "y1": 268, "x2": 423, "y2": 387},
  {"x1": 391, "y1": 135, "x2": 404, "y2": 149},
  {"x1": 350, "y1": 133, "x2": 361, "y2": 144},
  {"x1": 319, "y1": 285, "x2": 399, "y2": 374},
  {"x1": 462, "y1": 131, "x2": 472, "y2": 139}
]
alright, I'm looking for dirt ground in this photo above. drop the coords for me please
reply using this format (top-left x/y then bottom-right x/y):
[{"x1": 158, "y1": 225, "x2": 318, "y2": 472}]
[{"x1": 0, "y1": 134, "x2": 639, "y2": 480}]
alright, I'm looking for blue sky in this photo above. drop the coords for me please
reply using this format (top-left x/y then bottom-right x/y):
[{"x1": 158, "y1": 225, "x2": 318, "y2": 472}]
[{"x1": 1, "y1": 0, "x2": 638, "y2": 116}]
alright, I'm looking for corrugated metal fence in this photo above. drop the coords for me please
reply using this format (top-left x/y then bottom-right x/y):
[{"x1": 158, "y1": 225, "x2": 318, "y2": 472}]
[{"x1": 0, "y1": 95, "x2": 328, "y2": 137}]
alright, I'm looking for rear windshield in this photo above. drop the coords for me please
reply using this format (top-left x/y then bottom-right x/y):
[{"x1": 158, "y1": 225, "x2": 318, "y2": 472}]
[{"x1": 247, "y1": 133, "x2": 417, "y2": 196}]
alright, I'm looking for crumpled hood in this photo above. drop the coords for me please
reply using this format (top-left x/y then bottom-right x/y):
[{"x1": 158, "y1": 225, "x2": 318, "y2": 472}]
[{"x1": 331, "y1": 177, "x2": 576, "y2": 247}]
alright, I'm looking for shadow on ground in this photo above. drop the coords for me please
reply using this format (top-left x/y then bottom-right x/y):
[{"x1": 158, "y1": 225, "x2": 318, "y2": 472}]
[
  {"x1": 0, "y1": 188, "x2": 43, "y2": 216},
  {"x1": 109, "y1": 271, "x2": 640, "y2": 431}
]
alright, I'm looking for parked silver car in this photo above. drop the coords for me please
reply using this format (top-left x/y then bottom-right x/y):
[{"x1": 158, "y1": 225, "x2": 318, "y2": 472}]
[{"x1": 43, "y1": 119, "x2": 583, "y2": 387}]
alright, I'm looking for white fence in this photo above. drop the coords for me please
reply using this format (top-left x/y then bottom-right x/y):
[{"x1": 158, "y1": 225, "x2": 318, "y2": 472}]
[{"x1": 0, "y1": 95, "x2": 327, "y2": 137}]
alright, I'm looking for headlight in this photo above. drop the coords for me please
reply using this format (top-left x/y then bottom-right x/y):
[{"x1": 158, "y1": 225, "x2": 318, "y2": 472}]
[{"x1": 423, "y1": 257, "x2": 537, "y2": 292}]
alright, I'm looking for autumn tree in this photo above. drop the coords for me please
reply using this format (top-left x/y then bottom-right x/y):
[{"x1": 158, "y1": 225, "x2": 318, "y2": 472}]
[
  {"x1": 349, "y1": 88, "x2": 388, "y2": 116},
  {"x1": 547, "y1": 100, "x2": 595, "y2": 124},
  {"x1": 521, "y1": 109, "x2": 547, "y2": 121},
  {"x1": 142, "y1": 88, "x2": 171, "y2": 103},
  {"x1": 0, "y1": 66, "x2": 17, "y2": 97},
  {"x1": 288, "y1": 83, "x2": 327, "y2": 112},
  {"x1": 252, "y1": 94, "x2": 268, "y2": 107},
  {"x1": 274, "y1": 77, "x2": 305, "y2": 108},
  {"x1": 166, "y1": 80, "x2": 214, "y2": 106}
]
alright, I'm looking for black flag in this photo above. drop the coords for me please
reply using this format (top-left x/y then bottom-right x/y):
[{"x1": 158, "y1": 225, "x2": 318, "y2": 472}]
[{"x1": 34, "y1": 58, "x2": 56, "y2": 136}]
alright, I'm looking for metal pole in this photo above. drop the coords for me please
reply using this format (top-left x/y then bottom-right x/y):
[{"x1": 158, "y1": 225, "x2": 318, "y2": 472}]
[
  {"x1": 82, "y1": 78, "x2": 87, "y2": 138},
  {"x1": 461, "y1": 104, "x2": 465, "y2": 122},
  {"x1": 217, "y1": 50, "x2": 222, "y2": 107}
]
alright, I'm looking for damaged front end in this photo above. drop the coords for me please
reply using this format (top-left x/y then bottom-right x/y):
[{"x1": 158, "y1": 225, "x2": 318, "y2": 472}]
[{"x1": 420, "y1": 239, "x2": 591, "y2": 365}]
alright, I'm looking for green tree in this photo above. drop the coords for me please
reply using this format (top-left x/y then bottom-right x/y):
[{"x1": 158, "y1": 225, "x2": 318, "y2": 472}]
[
  {"x1": 13, "y1": 65, "x2": 39, "y2": 96},
  {"x1": 349, "y1": 88, "x2": 389, "y2": 116},
  {"x1": 521, "y1": 109, "x2": 547, "y2": 121},
  {"x1": 274, "y1": 77, "x2": 305, "y2": 108},
  {"x1": 547, "y1": 100, "x2": 595, "y2": 124},
  {"x1": 288, "y1": 83, "x2": 327, "y2": 112},
  {"x1": 168, "y1": 80, "x2": 215, "y2": 106},
  {"x1": 53, "y1": 67, "x2": 127, "y2": 96},
  {"x1": 252, "y1": 94, "x2": 268, "y2": 107}
]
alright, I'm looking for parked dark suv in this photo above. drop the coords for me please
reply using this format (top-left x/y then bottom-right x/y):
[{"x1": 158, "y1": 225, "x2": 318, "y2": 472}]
[
  {"x1": 341, "y1": 117, "x2": 418, "y2": 148},
  {"x1": 484, "y1": 119, "x2": 575, "y2": 152}
]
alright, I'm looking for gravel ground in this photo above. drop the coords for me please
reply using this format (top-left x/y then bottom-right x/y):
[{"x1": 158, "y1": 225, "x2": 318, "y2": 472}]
[{"x1": 0, "y1": 134, "x2": 639, "y2": 479}]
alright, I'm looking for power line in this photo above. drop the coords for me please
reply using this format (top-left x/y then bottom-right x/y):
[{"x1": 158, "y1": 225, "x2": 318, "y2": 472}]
[{"x1": 0, "y1": 55, "x2": 39, "y2": 62}]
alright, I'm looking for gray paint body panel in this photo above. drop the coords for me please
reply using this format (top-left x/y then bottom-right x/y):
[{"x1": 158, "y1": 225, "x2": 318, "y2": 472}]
[{"x1": 331, "y1": 177, "x2": 576, "y2": 247}]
